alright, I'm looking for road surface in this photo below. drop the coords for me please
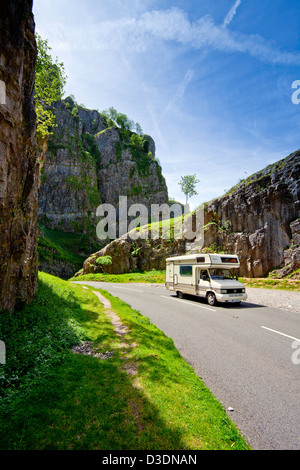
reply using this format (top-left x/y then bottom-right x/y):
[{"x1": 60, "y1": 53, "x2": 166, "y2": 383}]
[{"x1": 73, "y1": 281, "x2": 300, "y2": 450}]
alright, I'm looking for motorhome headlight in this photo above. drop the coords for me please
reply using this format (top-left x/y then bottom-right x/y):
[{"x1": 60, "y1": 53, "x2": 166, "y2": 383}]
[
  {"x1": 220, "y1": 289, "x2": 227, "y2": 294},
  {"x1": 242, "y1": 288, "x2": 245, "y2": 293}
]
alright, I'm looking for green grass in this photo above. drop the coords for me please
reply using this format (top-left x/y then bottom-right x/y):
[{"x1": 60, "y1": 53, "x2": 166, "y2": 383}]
[
  {"x1": 240, "y1": 277, "x2": 300, "y2": 291},
  {"x1": 69, "y1": 270, "x2": 166, "y2": 284},
  {"x1": 0, "y1": 272, "x2": 250, "y2": 450},
  {"x1": 38, "y1": 223, "x2": 98, "y2": 275},
  {"x1": 70, "y1": 269, "x2": 300, "y2": 292}
]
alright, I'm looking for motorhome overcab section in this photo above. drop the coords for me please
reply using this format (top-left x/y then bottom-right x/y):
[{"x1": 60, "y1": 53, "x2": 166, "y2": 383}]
[{"x1": 165, "y1": 253, "x2": 247, "y2": 306}]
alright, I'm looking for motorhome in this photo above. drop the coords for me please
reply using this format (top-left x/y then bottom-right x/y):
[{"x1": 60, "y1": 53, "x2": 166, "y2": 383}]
[{"x1": 165, "y1": 253, "x2": 247, "y2": 306}]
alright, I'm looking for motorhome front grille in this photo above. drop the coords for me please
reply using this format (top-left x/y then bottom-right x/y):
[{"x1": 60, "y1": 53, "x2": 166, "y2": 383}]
[{"x1": 226, "y1": 288, "x2": 244, "y2": 294}]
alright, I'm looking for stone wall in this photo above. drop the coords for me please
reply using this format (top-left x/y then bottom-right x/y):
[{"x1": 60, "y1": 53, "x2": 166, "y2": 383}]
[{"x1": 0, "y1": 0, "x2": 38, "y2": 311}]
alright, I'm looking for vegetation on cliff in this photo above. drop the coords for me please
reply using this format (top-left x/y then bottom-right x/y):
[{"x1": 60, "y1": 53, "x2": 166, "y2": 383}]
[{"x1": 35, "y1": 34, "x2": 67, "y2": 142}]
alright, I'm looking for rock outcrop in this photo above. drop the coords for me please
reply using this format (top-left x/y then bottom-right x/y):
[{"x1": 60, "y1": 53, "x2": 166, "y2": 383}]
[
  {"x1": 38, "y1": 97, "x2": 169, "y2": 276},
  {"x1": 95, "y1": 126, "x2": 168, "y2": 211},
  {"x1": 39, "y1": 98, "x2": 168, "y2": 235},
  {"x1": 0, "y1": 0, "x2": 39, "y2": 311},
  {"x1": 38, "y1": 98, "x2": 104, "y2": 234},
  {"x1": 201, "y1": 151, "x2": 300, "y2": 277},
  {"x1": 78, "y1": 151, "x2": 300, "y2": 278},
  {"x1": 80, "y1": 238, "x2": 186, "y2": 276}
]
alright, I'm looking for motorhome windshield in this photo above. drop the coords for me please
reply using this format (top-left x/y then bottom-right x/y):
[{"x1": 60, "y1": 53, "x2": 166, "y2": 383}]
[{"x1": 209, "y1": 269, "x2": 237, "y2": 280}]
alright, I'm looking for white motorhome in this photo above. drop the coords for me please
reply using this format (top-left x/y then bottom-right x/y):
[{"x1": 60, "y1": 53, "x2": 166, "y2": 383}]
[{"x1": 165, "y1": 253, "x2": 247, "y2": 306}]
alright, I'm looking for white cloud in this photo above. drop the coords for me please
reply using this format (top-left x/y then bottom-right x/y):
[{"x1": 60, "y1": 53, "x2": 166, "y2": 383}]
[
  {"x1": 45, "y1": 7, "x2": 300, "y2": 67},
  {"x1": 223, "y1": 0, "x2": 242, "y2": 28}
]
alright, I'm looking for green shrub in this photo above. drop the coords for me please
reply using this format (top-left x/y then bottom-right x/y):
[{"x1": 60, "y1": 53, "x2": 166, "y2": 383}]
[{"x1": 96, "y1": 255, "x2": 112, "y2": 266}]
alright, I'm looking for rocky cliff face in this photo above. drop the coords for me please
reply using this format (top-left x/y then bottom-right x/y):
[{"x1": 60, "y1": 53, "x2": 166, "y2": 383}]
[
  {"x1": 201, "y1": 151, "x2": 300, "y2": 277},
  {"x1": 95, "y1": 127, "x2": 168, "y2": 211},
  {"x1": 0, "y1": 0, "x2": 39, "y2": 311},
  {"x1": 38, "y1": 98, "x2": 169, "y2": 276},
  {"x1": 38, "y1": 98, "x2": 104, "y2": 234},
  {"x1": 78, "y1": 151, "x2": 300, "y2": 278},
  {"x1": 39, "y1": 98, "x2": 168, "y2": 234}
]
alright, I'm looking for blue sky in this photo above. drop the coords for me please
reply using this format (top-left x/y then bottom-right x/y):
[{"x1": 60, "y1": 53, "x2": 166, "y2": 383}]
[{"x1": 33, "y1": 0, "x2": 300, "y2": 208}]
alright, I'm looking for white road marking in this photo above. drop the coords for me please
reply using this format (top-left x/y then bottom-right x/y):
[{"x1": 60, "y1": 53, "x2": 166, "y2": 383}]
[
  {"x1": 261, "y1": 326, "x2": 300, "y2": 342},
  {"x1": 160, "y1": 295, "x2": 216, "y2": 312}
]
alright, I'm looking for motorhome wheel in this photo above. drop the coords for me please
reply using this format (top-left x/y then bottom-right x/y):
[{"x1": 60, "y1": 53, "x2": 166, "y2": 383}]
[{"x1": 207, "y1": 292, "x2": 216, "y2": 306}]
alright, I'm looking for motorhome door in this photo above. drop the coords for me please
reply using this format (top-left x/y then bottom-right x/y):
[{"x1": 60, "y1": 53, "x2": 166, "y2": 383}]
[
  {"x1": 169, "y1": 262, "x2": 174, "y2": 286},
  {"x1": 196, "y1": 268, "x2": 210, "y2": 296}
]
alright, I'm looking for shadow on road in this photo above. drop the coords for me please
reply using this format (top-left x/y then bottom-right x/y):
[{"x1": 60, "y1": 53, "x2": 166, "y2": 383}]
[{"x1": 168, "y1": 293, "x2": 265, "y2": 309}]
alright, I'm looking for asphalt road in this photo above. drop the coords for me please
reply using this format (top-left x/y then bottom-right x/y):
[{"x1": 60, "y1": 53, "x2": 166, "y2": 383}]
[{"x1": 73, "y1": 281, "x2": 300, "y2": 450}]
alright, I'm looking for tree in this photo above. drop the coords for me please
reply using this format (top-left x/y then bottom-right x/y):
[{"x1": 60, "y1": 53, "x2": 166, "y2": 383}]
[
  {"x1": 178, "y1": 174, "x2": 200, "y2": 205},
  {"x1": 35, "y1": 34, "x2": 67, "y2": 142},
  {"x1": 101, "y1": 108, "x2": 143, "y2": 134},
  {"x1": 135, "y1": 122, "x2": 143, "y2": 135},
  {"x1": 116, "y1": 113, "x2": 134, "y2": 131}
]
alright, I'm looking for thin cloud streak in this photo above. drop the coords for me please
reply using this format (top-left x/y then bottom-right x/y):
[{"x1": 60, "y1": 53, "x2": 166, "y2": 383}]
[
  {"x1": 158, "y1": 69, "x2": 195, "y2": 124},
  {"x1": 223, "y1": 0, "x2": 242, "y2": 27},
  {"x1": 45, "y1": 7, "x2": 300, "y2": 66}
]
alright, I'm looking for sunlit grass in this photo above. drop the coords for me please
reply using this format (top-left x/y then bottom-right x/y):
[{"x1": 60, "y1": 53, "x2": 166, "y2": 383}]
[
  {"x1": 0, "y1": 272, "x2": 250, "y2": 450},
  {"x1": 69, "y1": 270, "x2": 166, "y2": 284}
]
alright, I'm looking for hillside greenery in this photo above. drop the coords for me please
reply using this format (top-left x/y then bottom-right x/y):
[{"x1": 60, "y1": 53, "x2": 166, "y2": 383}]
[
  {"x1": 38, "y1": 223, "x2": 99, "y2": 277},
  {"x1": 35, "y1": 34, "x2": 67, "y2": 142}
]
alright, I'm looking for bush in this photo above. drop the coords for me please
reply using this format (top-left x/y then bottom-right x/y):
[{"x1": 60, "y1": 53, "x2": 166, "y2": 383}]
[{"x1": 96, "y1": 255, "x2": 112, "y2": 266}]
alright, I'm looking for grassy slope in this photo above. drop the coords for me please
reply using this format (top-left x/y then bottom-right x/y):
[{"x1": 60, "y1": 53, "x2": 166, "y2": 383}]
[
  {"x1": 69, "y1": 270, "x2": 166, "y2": 284},
  {"x1": 38, "y1": 223, "x2": 99, "y2": 275},
  {"x1": 0, "y1": 272, "x2": 250, "y2": 450}
]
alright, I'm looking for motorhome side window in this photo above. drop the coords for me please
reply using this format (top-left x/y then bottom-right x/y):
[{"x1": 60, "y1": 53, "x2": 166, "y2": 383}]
[
  {"x1": 201, "y1": 270, "x2": 209, "y2": 279},
  {"x1": 180, "y1": 265, "x2": 193, "y2": 276}
]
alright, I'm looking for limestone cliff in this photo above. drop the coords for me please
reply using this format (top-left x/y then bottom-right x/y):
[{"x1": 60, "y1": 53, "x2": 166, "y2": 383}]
[
  {"x1": 0, "y1": 0, "x2": 38, "y2": 311},
  {"x1": 78, "y1": 150, "x2": 300, "y2": 278},
  {"x1": 38, "y1": 97, "x2": 168, "y2": 275},
  {"x1": 201, "y1": 151, "x2": 300, "y2": 277},
  {"x1": 38, "y1": 97, "x2": 103, "y2": 234},
  {"x1": 95, "y1": 126, "x2": 168, "y2": 210}
]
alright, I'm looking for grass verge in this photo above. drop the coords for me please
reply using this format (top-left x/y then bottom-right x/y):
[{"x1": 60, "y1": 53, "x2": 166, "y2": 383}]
[
  {"x1": 69, "y1": 269, "x2": 300, "y2": 292},
  {"x1": 0, "y1": 272, "x2": 250, "y2": 450},
  {"x1": 240, "y1": 277, "x2": 300, "y2": 291},
  {"x1": 69, "y1": 270, "x2": 166, "y2": 284}
]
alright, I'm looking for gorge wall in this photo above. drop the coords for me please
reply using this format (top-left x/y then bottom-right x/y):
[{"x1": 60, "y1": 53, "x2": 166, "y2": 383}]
[
  {"x1": 79, "y1": 150, "x2": 300, "y2": 278},
  {"x1": 38, "y1": 98, "x2": 103, "y2": 234},
  {"x1": 201, "y1": 151, "x2": 300, "y2": 277},
  {"x1": 38, "y1": 97, "x2": 169, "y2": 276},
  {"x1": 0, "y1": 0, "x2": 39, "y2": 311}
]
